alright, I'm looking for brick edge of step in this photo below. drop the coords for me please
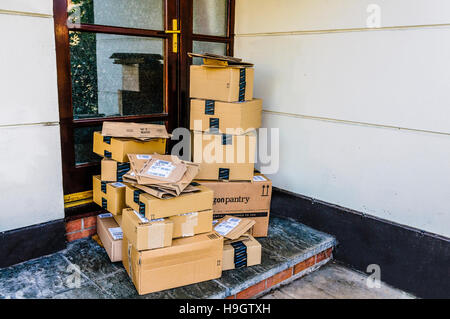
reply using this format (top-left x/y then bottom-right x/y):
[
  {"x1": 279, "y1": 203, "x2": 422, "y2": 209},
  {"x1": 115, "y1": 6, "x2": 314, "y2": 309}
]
[{"x1": 225, "y1": 247, "x2": 334, "y2": 299}]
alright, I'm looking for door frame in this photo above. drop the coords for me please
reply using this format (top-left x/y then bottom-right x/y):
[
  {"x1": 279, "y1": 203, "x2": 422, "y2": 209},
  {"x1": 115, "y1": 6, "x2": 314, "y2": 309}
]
[{"x1": 53, "y1": 0, "x2": 235, "y2": 217}]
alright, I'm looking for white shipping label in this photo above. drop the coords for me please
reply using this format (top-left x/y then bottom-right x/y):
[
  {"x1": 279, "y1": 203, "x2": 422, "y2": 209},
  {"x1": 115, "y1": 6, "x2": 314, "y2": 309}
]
[
  {"x1": 108, "y1": 227, "x2": 123, "y2": 241},
  {"x1": 136, "y1": 154, "x2": 152, "y2": 160},
  {"x1": 146, "y1": 160, "x2": 176, "y2": 178},
  {"x1": 98, "y1": 213, "x2": 113, "y2": 219},
  {"x1": 133, "y1": 210, "x2": 150, "y2": 224},
  {"x1": 111, "y1": 182, "x2": 126, "y2": 188},
  {"x1": 253, "y1": 175, "x2": 267, "y2": 182},
  {"x1": 214, "y1": 218, "x2": 241, "y2": 236}
]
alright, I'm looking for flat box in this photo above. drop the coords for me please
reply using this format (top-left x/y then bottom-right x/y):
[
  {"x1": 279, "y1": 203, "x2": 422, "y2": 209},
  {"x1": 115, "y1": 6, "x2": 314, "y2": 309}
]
[
  {"x1": 198, "y1": 174, "x2": 272, "y2": 237},
  {"x1": 96, "y1": 214, "x2": 123, "y2": 262},
  {"x1": 192, "y1": 131, "x2": 256, "y2": 181},
  {"x1": 125, "y1": 184, "x2": 214, "y2": 220},
  {"x1": 190, "y1": 99, "x2": 262, "y2": 133},
  {"x1": 190, "y1": 65, "x2": 254, "y2": 102},
  {"x1": 93, "y1": 131, "x2": 166, "y2": 162},
  {"x1": 92, "y1": 175, "x2": 127, "y2": 215},
  {"x1": 101, "y1": 159, "x2": 131, "y2": 182},
  {"x1": 121, "y1": 208, "x2": 173, "y2": 251},
  {"x1": 222, "y1": 235, "x2": 261, "y2": 271},
  {"x1": 122, "y1": 232, "x2": 223, "y2": 295}
]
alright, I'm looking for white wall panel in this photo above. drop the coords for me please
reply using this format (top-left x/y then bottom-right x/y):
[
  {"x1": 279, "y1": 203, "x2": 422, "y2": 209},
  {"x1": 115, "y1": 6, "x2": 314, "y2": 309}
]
[
  {"x1": 236, "y1": 0, "x2": 450, "y2": 34},
  {"x1": 259, "y1": 113, "x2": 450, "y2": 237},
  {"x1": 0, "y1": 125, "x2": 64, "y2": 232},
  {"x1": 0, "y1": 0, "x2": 53, "y2": 15},
  {"x1": 0, "y1": 14, "x2": 59, "y2": 126},
  {"x1": 235, "y1": 28, "x2": 450, "y2": 134}
]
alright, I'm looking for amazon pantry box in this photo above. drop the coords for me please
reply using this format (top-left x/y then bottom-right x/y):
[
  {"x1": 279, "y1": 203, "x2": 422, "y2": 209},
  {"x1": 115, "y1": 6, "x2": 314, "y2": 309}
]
[{"x1": 197, "y1": 174, "x2": 272, "y2": 237}]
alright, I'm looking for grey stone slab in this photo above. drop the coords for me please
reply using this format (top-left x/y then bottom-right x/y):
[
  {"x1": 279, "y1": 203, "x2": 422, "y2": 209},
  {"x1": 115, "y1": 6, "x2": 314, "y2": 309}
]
[
  {"x1": 52, "y1": 283, "x2": 109, "y2": 299},
  {"x1": 0, "y1": 252, "x2": 87, "y2": 299},
  {"x1": 93, "y1": 266, "x2": 228, "y2": 299},
  {"x1": 61, "y1": 238, "x2": 122, "y2": 280}
]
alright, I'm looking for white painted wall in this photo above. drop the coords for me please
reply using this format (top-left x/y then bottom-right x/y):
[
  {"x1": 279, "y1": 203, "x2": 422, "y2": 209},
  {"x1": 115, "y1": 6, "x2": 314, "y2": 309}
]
[
  {"x1": 235, "y1": 0, "x2": 450, "y2": 237},
  {"x1": 0, "y1": 2, "x2": 64, "y2": 232}
]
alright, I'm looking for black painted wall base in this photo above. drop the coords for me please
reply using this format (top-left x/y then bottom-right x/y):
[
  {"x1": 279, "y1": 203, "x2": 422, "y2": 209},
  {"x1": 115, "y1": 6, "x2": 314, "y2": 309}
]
[
  {"x1": 0, "y1": 219, "x2": 66, "y2": 268},
  {"x1": 271, "y1": 187, "x2": 450, "y2": 299}
]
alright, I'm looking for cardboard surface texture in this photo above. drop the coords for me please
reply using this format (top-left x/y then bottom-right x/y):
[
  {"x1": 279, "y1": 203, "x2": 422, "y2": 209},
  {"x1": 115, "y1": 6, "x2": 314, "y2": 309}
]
[
  {"x1": 122, "y1": 232, "x2": 223, "y2": 295},
  {"x1": 96, "y1": 213, "x2": 123, "y2": 262},
  {"x1": 190, "y1": 98, "x2": 262, "y2": 133},
  {"x1": 93, "y1": 131, "x2": 166, "y2": 162},
  {"x1": 192, "y1": 130, "x2": 256, "y2": 181},
  {"x1": 102, "y1": 122, "x2": 170, "y2": 140},
  {"x1": 169, "y1": 210, "x2": 213, "y2": 238},
  {"x1": 198, "y1": 174, "x2": 272, "y2": 237},
  {"x1": 222, "y1": 234, "x2": 262, "y2": 271},
  {"x1": 214, "y1": 215, "x2": 255, "y2": 240},
  {"x1": 121, "y1": 208, "x2": 173, "y2": 251},
  {"x1": 125, "y1": 184, "x2": 213, "y2": 220},
  {"x1": 101, "y1": 159, "x2": 131, "y2": 182},
  {"x1": 190, "y1": 65, "x2": 254, "y2": 102},
  {"x1": 92, "y1": 175, "x2": 127, "y2": 215}
]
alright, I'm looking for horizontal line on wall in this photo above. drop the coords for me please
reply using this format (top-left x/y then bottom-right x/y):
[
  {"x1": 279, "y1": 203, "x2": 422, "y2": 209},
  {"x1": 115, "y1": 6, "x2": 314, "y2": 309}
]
[
  {"x1": 0, "y1": 9, "x2": 53, "y2": 19},
  {"x1": 0, "y1": 122, "x2": 59, "y2": 129},
  {"x1": 262, "y1": 110, "x2": 450, "y2": 137},
  {"x1": 236, "y1": 23, "x2": 450, "y2": 37}
]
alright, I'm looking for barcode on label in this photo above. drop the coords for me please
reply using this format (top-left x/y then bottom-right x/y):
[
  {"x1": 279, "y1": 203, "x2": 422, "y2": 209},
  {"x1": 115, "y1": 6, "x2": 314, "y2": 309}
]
[
  {"x1": 98, "y1": 213, "x2": 113, "y2": 219},
  {"x1": 146, "y1": 160, "x2": 175, "y2": 178},
  {"x1": 108, "y1": 227, "x2": 123, "y2": 241},
  {"x1": 136, "y1": 155, "x2": 152, "y2": 160}
]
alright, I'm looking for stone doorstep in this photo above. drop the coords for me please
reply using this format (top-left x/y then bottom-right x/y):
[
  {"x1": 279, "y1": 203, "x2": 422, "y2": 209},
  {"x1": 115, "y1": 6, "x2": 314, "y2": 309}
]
[
  {"x1": 64, "y1": 216, "x2": 336, "y2": 299},
  {"x1": 225, "y1": 248, "x2": 333, "y2": 299}
]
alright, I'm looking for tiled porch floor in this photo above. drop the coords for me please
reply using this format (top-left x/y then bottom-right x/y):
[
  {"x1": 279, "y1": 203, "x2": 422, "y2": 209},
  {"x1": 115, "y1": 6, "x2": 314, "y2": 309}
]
[{"x1": 0, "y1": 217, "x2": 335, "y2": 299}]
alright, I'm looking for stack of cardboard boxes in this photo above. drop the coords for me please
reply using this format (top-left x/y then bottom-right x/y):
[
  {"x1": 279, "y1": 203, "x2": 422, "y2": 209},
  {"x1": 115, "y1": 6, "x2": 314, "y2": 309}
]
[
  {"x1": 188, "y1": 53, "x2": 272, "y2": 270},
  {"x1": 90, "y1": 53, "x2": 273, "y2": 295}
]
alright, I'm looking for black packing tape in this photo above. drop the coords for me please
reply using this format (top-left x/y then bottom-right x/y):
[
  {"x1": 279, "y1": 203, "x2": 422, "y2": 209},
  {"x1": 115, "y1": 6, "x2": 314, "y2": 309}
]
[
  {"x1": 139, "y1": 202, "x2": 146, "y2": 215},
  {"x1": 222, "y1": 134, "x2": 232, "y2": 145},
  {"x1": 101, "y1": 198, "x2": 107, "y2": 209},
  {"x1": 134, "y1": 190, "x2": 144, "y2": 204},
  {"x1": 103, "y1": 136, "x2": 111, "y2": 144},
  {"x1": 205, "y1": 100, "x2": 215, "y2": 115},
  {"x1": 209, "y1": 118, "x2": 219, "y2": 130},
  {"x1": 104, "y1": 150, "x2": 112, "y2": 158},
  {"x1": 231, "y1": 241, "x2": 247, "y2": 268},
  {"x1": 101, "y1": 181, "x2": 107, "y2": 194},
  {"x1": 239, "y1": 68, "x2": 246, "y2": 102},
  {"x1": 218, "y1": 168, "x2": 230, "y2": 180}
]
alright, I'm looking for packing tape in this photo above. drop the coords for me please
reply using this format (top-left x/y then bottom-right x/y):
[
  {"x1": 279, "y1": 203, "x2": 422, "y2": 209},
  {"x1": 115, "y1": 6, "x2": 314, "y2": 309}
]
[
  {"x1": 181, "y1": 212, "x2": 199, "y2": 237},
  {"x1": 239, "y1": 68, "x2": 246, "y2": 102},
  {"x1": 148, "y1": 223, "x2": 166, "y2": 249},
  {"x1": 127, "y1": 243, "x2": 133, "y2": 279},
  {"x1": 231, "y1": 241, "x2": 247, "y2": 269}
]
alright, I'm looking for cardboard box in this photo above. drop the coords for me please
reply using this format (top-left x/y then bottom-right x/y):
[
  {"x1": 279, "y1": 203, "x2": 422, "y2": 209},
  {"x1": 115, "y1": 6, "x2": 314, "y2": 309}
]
[
  {"x1": 125, "y1": 184, "x2": 213, "y2": 220},
  {"x1": 113, "y1": 214, "x2": 122, "y2": 227},
  {"x1": 213, "y1": 215, "x2": 256, "y2": 240},
  {"x1": 192, "y1": 130, "x2": 256, "y2": 181},
  {"x1": 92, "y1": 175, "x2": 127, "y2": 215},
  {"x1": 190, "y1": 65, "x2": 254, "y2": 102},
  {"x1": 93, "y1": 131, "x2": 167, "y2": 162},
  {"x1": 101, "y1": 159, "x2": 131, "y2": 182},
  {"x1": 222, "y1": 235, "x2": 261, "y2": 271},
  {"x1": 122, "y1": 232, "x2": 223, "y2": 295},
  {"x1": 170, "y1": 210, "x2": 213, "y2": 238},
  {"x1": 102, "y1": 122, "x2": 170, "y2": 140},
  {"x1": 197, "y1": 174, "x2": 272, "y2": 237},
  {"x1": 96, "y1": 213, "x2": 123, "y2": 262},
  {"x1": 190, "y1": 99, "x2": 262, "y2": 133},
  {"x1": 121, "y1": 208, "x2": 173, "y2": 251}
]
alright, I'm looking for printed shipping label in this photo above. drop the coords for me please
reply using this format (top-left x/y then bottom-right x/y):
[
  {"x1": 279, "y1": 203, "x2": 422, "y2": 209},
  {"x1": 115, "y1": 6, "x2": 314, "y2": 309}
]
[
  {"x1": 111, "y1": 182, "x2": 126, "y2": 188},
  {"x1": 136, "y1": 154, "x2": 152, "y2": 160},
  {"x1": 108, "y1": 227, "x2": 123, "y2": 241},
  {"x1": 253, "y1": 175, "x2": 267, "y2": 182},
  {"x1": 145, "y1": 160, "x2": 176, "y2": 178},
  {"x1": 214, "y1": 218, "x2": 241, "y2": 236},
  {"x1": 133, "y1": 210, "x2": 150, "y2": 224},
  {"x1": 99, "y1": 213, "x2": 113, "y2": 219}
]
